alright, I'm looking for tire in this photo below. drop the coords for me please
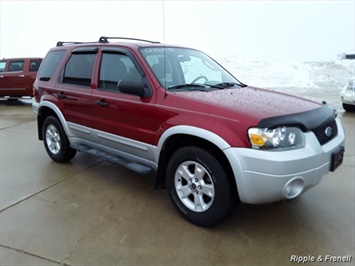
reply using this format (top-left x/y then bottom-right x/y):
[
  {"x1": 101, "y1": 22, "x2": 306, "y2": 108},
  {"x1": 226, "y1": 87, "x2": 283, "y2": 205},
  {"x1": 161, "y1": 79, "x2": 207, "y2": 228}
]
[
  {"x1": 42, "y1": 116, "x2": 76, "y2": 163},
  {"x1": 343, "y1": 103, "x2": 355, "y2": 112},
  {"x1": 166, "y1": 146, "x2": 235, "y2": 227}
]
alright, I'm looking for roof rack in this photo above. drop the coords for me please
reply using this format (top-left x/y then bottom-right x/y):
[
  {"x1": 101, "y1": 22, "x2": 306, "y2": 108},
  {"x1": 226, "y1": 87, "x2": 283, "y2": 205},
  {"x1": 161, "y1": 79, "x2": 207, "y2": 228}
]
[
  {"x1": 56, "y1": 37, "x2": 161, "y2": 47},
  {"x1": 98, "y1": 36, "x2": 160, "y2": 44},
  {"x1": 56, "y1": 41, "x2": 97, "y2": 47}
]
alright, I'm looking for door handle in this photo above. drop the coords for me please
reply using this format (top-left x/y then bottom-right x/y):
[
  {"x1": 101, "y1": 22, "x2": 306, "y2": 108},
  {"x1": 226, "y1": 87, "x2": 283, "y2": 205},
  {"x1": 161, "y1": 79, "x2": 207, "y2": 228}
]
[
  {"x1": 56, "y1": 92, "x2": 67, "y2": 99},
  {"x1": 96, "y1": 99, "x2": 109, "y2": 107},
  {"x1": 18, "y1": 75, "x2": 25, "y2": 78}
]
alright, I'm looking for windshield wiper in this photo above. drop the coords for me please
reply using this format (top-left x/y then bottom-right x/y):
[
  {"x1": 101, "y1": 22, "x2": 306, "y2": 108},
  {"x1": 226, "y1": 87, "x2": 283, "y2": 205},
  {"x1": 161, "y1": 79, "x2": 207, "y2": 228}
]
[
  {"x1": 211, "y1": 82, "x2": 246, "y2": 88},
  {"x1": 168, "y1": 84, "x2": 209, "y2": 91},
  {"x1": 168, "y1": 82, "x2": 247, "y2": 91}
]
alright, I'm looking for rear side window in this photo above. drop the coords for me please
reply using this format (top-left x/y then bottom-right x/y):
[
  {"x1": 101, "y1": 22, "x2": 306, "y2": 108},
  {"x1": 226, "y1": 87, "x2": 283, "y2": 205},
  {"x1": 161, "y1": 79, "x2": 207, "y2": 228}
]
[
  {"x1": 0, "y1": 61, "x2": 6, "y2": 72},
  {"x1": 38, "y1": 50, "x2": 66, "y2": 81},
  {"x1": 29, "y1": 59, "x2": 43, "y2": 72},
  {"x1": 8, "y1": 60, "x2": 24, "y2": 72},
  {"x1": 62, "y1": 53, "x2": 96, "y2": 87}
]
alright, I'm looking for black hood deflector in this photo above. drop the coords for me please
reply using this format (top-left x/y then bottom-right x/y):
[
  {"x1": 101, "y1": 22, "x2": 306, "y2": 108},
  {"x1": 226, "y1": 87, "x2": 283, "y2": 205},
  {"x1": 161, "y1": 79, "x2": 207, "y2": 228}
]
[{"x1": 258, "y1": 105, "x2": 336, "y2": 131}]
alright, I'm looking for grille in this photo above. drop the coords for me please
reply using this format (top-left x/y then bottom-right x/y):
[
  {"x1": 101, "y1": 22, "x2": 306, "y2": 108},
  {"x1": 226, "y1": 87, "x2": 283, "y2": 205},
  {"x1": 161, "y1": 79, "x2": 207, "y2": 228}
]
[{"x1": 312, "y1": 119, "x2": 338, "y2": 145}]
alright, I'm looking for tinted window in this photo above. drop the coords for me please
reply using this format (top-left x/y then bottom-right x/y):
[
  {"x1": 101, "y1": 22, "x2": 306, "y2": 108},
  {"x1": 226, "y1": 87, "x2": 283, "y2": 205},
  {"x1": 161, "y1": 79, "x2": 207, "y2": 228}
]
[
  {"x1": 38, "y1": 50, "x2": 66, "y2": 81},
  {"x1": 0, "y1": 61, "x2": 6, "y2": 72},
  {"x1": 63, "y1": 53, "x2": 96, "y2": 87},
  {"x1": 29, "y1": 59, "x2": 43, "y2": 72},
  {"x1": 8, "y1": 60, "x2": 24, "y2": 72},
  {"x1": 99, "y1": 53, "x2": 141, "y2": 91}
]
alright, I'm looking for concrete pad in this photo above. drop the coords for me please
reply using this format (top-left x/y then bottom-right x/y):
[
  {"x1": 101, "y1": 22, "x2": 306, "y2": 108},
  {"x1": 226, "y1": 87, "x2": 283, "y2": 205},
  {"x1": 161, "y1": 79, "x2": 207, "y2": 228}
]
[
  {"x1": 0, "y1": 120, "x2": 102, "y2": 210},
  {"x1": 0, "y1": 162, "x2": 160, "y2": 263},
  {"x1": 0, "y1": 246, "x2": 57, "y2": 265},
  {"x1": 0, "y1": 99, "x2": 34, "y2": 129},
  {"x1": 1, "y1": 157, "x2": 354, "y2": 265}
]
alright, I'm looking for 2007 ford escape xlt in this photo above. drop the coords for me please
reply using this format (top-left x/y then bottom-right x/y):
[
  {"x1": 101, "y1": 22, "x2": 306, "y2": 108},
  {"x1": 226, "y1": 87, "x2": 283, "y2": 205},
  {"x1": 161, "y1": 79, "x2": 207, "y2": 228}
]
[{"x1": 33, "y1": 37, "x2": 345, "y2": 227}]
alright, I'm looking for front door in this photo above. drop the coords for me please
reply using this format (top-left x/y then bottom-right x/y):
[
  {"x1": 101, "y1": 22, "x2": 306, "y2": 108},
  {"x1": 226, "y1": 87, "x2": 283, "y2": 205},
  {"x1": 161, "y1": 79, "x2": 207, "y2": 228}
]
[{"x1": 91, "y1": 49, "x2": 156, "y2": 157}]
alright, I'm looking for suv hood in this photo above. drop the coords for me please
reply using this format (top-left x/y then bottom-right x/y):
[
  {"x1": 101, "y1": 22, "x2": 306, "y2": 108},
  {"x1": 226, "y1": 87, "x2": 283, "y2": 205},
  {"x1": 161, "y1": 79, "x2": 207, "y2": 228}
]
[{"x1": 175, "y1": 86, "x2": 323, "y2": 122}]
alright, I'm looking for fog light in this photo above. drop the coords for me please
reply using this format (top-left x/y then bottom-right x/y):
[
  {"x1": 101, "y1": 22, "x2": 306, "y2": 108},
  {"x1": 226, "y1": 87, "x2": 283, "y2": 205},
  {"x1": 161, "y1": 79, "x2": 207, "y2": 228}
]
[{"x1": 283, "y1": 177, "x2": 305, "y2": 199}]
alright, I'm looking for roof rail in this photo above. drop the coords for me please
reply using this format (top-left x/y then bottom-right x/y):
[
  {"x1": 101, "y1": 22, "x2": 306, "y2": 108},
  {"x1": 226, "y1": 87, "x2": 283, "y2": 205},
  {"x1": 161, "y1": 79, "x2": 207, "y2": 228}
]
[
  {"x1": 56, "y1": 37, "x2": 161, "y2": 47},
  {"x1": 56, "y1": 41, "x2": 97, "y2": 47},
  {"x1": 98, "y1": 36, "x2": 160, "y2": 44}
]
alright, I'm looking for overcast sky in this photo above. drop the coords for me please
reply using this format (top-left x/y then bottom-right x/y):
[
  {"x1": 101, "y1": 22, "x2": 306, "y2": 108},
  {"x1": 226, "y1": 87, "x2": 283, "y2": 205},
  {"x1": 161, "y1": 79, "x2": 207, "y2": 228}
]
[{"x1": 0, "y1": 0, "x2": 354, "y2": 61}]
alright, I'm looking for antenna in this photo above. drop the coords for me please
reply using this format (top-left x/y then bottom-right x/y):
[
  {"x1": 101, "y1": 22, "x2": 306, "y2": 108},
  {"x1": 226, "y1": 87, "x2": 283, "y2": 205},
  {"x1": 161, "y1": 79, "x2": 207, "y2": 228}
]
[{"x1": 162, "y1": 0, "x2": 168, "y2": 98}]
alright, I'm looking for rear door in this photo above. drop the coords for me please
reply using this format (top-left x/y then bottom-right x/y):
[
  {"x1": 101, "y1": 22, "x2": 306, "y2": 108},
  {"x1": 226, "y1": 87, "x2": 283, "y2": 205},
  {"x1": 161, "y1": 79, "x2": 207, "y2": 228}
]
[{"x1": 54, "y1": 47, "x2": 97, "y2": 127}]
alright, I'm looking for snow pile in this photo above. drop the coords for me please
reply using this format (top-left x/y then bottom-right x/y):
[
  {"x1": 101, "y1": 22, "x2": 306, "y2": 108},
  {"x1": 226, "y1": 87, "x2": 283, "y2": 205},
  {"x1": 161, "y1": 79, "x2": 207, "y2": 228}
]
[
  {"x1": 219, "y1": 57, "x2": 355, "y2": 89},
  {"x1": 306, "y1": 60, "x2": 354, "y2": 85}
]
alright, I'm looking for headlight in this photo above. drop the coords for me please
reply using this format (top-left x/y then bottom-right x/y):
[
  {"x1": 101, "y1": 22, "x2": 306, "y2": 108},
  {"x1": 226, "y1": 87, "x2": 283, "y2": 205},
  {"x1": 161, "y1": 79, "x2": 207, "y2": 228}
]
[{"x1": 248, "y1": 126, "x2": 305, "y2": 150}]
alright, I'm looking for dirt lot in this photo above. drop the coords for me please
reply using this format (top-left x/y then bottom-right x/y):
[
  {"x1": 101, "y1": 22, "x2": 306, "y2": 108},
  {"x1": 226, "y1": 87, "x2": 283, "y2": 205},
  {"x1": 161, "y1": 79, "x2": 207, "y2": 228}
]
[{"x1": 0, "y1": 86, "x2": 354, "y2": 265}]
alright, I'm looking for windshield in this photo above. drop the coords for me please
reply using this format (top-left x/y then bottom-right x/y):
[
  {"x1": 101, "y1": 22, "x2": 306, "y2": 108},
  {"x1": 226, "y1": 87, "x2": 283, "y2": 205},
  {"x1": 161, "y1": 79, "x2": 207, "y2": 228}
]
[{"x1": 139, "y1": 47, "x2": 243, "y2": 90}]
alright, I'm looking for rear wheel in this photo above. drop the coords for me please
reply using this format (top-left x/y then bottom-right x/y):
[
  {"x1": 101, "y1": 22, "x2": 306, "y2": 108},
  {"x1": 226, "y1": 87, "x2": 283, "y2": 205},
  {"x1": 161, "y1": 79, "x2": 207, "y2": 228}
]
[
  {"x1": 166, "y1": 146, "x2": 235, "y2": 227},
  {"x1": 43, "y1": 116, "x2": 76, "y2": 162}
]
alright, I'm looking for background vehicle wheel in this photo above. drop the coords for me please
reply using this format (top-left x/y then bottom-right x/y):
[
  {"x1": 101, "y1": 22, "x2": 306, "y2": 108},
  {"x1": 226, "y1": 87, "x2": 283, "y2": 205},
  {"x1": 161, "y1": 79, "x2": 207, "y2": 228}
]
[
  {"x1": 343, "y1": 103, "x2": 355, "y2": 112},
  {"x1": 42, "y1": 116, "x2": 76, "y2": 163},
  {"x1": 166, "y1": 146, "x2": 235, "y2": 227}
]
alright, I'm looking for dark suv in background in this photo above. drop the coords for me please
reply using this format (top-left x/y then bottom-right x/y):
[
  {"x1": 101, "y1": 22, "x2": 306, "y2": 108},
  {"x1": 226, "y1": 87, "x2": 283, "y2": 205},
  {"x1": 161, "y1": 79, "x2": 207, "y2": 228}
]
[{"x1": 33, "y1": 37, "x2": 345, "y2": 226}]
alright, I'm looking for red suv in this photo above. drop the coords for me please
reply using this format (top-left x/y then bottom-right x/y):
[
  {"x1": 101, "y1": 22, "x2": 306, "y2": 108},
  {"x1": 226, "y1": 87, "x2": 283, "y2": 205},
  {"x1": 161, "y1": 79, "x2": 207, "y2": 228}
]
[
  {"x1": 0, "y1": 57, "x2": 42, "y2": 98},
  {"x1": 33, "y1": 37, "x2": 345, "y2": 226}
]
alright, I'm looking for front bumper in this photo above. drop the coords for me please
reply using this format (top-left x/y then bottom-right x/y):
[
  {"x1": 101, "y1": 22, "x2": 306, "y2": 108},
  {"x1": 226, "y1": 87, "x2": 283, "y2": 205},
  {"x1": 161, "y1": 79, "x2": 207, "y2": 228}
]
[
  {"x1": 224, "y1": 118, "x2": 345, "y2": 204},
  {"x1": 340, "y1": 91, "x2": 355, "y2": 105}
]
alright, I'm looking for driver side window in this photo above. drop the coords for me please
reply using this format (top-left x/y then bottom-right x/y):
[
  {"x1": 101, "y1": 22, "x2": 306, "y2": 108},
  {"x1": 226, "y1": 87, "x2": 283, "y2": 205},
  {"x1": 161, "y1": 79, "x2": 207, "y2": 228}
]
[{"x1": 99, "y1": 53, "x2": 141, "y2": 92}]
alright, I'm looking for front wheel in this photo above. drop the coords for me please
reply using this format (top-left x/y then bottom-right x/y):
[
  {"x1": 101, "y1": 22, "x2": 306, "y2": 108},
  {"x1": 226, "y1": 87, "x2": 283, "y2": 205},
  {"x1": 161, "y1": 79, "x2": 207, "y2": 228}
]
[
  {"x1": 166, "y1": 146, "x2": 235, "y2": 227},
  {"x1": 42, "y1": 116, "x2": 76, "y2": 163}
]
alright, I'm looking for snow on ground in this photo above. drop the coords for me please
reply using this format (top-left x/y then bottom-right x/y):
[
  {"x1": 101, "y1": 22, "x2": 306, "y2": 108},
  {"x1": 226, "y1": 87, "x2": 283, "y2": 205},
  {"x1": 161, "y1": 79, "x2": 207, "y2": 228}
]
[{"x1": 219, "y1": 58, "x2": 355, "y2": 90}]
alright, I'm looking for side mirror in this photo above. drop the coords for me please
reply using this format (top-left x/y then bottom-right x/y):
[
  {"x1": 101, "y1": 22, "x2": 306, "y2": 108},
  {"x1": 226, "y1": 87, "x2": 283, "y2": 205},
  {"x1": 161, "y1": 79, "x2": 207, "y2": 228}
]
[{"x1": 118, "y1": 80, "x2": 151, "y2": 98}]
